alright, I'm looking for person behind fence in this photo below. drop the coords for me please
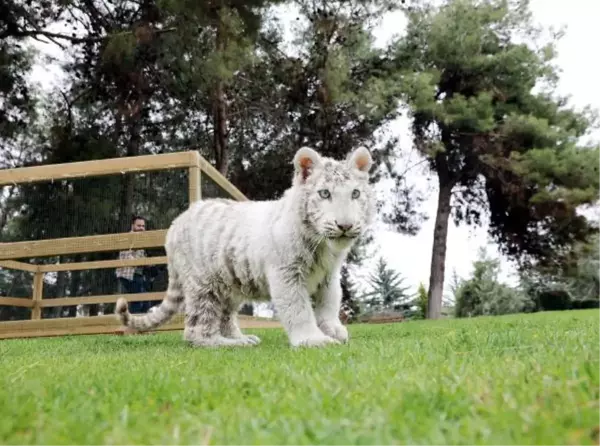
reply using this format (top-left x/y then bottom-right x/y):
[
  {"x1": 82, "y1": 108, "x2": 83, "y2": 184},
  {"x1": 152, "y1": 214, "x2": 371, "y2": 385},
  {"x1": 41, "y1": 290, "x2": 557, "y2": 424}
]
[{"x1": 115, "y1": 215, "x2": 153, "y2": 314}]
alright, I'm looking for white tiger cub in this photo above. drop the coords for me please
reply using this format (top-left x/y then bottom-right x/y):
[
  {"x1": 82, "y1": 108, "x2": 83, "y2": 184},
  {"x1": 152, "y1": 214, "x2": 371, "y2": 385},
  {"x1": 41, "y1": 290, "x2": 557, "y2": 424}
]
[{"x1": 115, "y1": 146, "x2": 375, "y2": 348}]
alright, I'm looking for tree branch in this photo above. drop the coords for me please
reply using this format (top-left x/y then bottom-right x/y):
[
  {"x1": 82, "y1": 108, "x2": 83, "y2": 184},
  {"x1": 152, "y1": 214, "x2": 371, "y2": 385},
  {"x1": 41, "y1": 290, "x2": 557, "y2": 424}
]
[{"x1": 5, "y1": 26, "x2": 176, "y2": 44}]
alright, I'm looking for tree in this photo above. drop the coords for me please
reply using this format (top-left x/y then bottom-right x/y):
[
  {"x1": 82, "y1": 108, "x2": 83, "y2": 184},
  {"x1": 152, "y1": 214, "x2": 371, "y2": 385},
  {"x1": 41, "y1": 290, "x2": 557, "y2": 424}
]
[
  {"x1": 454, "y1": 248, "x2": 535, "y2": 318},
  {"x1": 222, "y1": 0, "x2": 426, "y2": 313},
  {"x1": 0, "y1": 1, "x2": 50, "y2": 320},
  {"x1": 228, "y1": 0, "x2": 426, "y2": 235},
  {"x1": 0, "y1": 0, "x2": 423, "y2": 320},
  {"x1": 0, "y1": 0, "x2": 50, "y2": 231},
  {"x1": 361, "y1": 257, "x2": 412, "y2": 312},
  {"x1": 414, "y1": 282, "x2": 428, "y2": 319},
  {"x1": 1, "y1": 0, "x2": 284, "y2": 318},
  {"x1": 519, "y1": 233, "x2": 599, "y2": 308},
  {"x1": 157, "y1": 0, "x2": 287, "y2": 176},
  {"x1": 340, "y1": 263, "x2": 361, "y2": 321},
  {"x1": 566, "y1": 234, "x2": 600, "y2": 302},
  {"x1": 393, "y1": 0, "x2": 600, "y2": 318}
]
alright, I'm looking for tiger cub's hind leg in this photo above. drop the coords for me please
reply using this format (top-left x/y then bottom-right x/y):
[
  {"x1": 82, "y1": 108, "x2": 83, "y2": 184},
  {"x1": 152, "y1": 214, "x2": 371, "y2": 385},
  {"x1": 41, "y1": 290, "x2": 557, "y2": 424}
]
[
  {"x1": 219, "y1": 301, "x2": 261, "y2": 346},
  {"x1": 183, "y1": 290, "x2": 257, "y2": 348}
]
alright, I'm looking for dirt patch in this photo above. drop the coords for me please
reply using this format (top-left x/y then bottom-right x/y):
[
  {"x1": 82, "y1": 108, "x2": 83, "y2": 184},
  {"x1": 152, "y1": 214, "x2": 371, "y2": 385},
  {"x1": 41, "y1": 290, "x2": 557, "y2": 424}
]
[{"x1": 239, "y1": 318, "x2": 281, "y2": 329}]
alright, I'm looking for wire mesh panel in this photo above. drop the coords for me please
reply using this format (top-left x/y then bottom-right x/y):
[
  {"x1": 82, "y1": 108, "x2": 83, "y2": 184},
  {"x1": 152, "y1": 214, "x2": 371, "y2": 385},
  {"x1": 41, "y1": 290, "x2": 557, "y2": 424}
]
[
  {"x1": 0, "y1": 168, "x2": 189, "y2": 322},
  {"x1": 1, "y1": 170, "x2": 189, "y2": 242},
  {"x1": 0, "y1": 267, "x2": 33, "y2": 321},
  {"x1": 1, "y1": 185, "x2": 35, "y2": 321},
  {"x1": 0, "y1": 152, "x2": 247, "y2": 329},
  {"x1": 201, "y1": 173, "x2": 233, "y2": 199}
]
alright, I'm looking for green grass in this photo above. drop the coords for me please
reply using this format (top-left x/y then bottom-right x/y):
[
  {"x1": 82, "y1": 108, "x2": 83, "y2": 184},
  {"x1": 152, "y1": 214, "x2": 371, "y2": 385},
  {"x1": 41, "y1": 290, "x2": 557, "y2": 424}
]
[{"x1": 0, "y1": 310, "x2": 598, "y2": 445}]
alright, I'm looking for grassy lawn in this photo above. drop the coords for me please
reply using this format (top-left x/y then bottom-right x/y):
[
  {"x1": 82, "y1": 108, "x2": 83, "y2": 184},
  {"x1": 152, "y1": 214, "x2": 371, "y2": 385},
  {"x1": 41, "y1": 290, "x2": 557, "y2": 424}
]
[{"x1": 0, "y1": 309, "x2": 598, "y2": 445}]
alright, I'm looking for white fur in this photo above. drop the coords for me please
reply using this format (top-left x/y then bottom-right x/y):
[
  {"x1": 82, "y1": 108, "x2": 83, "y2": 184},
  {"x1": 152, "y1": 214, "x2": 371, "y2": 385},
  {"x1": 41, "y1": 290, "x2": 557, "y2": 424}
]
[{"x1": 116, "y1": 146, "x2": 375, "y2": 348}]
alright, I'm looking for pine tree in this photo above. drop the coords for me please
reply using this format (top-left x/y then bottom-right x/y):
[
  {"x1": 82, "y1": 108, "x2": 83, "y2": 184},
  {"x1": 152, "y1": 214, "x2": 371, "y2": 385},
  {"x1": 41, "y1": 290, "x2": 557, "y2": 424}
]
[
  {"x1": 361, "y1": 257, "x2": 412, "y2": 312},
  {"x1": 415, "y1": 282, "x2": 428, "y2": 319},
  {"x1": 454, "y1": 248, "x2": 535, "y2": 317}
]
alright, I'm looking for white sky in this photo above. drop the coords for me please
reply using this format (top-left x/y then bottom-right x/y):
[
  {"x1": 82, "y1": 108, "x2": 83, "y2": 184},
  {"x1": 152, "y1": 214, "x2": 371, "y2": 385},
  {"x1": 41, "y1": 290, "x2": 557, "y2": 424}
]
[{"x1": 26, "y1": 0, "x2": 600, "y2": 306}]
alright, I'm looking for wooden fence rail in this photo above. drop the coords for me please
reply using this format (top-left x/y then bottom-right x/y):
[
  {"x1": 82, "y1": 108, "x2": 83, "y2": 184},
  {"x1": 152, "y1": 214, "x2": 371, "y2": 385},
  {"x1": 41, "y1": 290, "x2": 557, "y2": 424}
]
[{"x1": 0, "y1": 150, "x2": 270, "y2": 340}]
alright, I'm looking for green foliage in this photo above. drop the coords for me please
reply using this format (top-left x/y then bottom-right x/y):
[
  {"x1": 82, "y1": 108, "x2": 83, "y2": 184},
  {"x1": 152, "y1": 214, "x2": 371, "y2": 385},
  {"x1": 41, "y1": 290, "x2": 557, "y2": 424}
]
[
  {"x1": 571, "y1": 299, "x2": 600, "y2": 310},
  {"x1": 537, "y1": 289, "x2": 572, "y2": 312},
  {"x1": 568, "y1": 234, "x2": 600, "y2": 302},
  {"x1": 530, "y1": 289, "x2": 600, "y2": 311},
  {"x1": 1, "y1": 0, "x2": 425, "y2": 319},
  {"x1": 393, "y1": 0, "x2": 600, "y2": 318},
  {"x1": 0, "y1": 44, "x2": 36, "y2": 150},
  {"x1": 3, "y1": 0, "x2": 598, "y2": 325},
  {"x1": 229, "y1": 0, "x2": 426, "y2": 235},
  {"x1": 0, "y1": 269, "x2": 32, "y2": 321},
  {"x1": 519, "y1": 233, "x2": 599, "y2": 310},
  {"x1": 412, "y1": 282, "x2": 428, "y2": 319},
  {"x1": 340, "y1": 264, "x2": 361, "y2": 321},
  {"x1": 361, "y1": 257, "x2": 412, "y2": 312},
  {"x1": 454, "y1": 249, "x2": 535, "y2": 318},
  {"x1": 0, "y1": 1, "x2": 44, "y2": 171}
]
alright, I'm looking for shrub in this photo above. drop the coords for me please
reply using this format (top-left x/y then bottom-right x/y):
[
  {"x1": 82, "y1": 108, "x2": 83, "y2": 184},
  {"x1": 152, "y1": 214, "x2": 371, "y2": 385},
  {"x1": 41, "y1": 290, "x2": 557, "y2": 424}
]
[
  {"x1": 537, "y1": 289, "x2": 572, "y2": 311},
  {"x1": 571, "y1": 299, "x2": 600, "y2": 309},
  {"x1": 454, "y1": 249, "x2": 536, "y2": 318}
]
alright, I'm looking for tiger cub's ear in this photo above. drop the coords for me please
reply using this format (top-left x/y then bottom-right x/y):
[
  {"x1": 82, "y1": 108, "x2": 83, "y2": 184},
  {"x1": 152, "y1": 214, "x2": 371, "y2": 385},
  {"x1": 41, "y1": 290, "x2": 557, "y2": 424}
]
[
  {"x1": 347, "y1": 147, "x2": 373, "y2": 173},
  {"x1": 293, "y1": 147, "x2": 323, "y2": 183}
]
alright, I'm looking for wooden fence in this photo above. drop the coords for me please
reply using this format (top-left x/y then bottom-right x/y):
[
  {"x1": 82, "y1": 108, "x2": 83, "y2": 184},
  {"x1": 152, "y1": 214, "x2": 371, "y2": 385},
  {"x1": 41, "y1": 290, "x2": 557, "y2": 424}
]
[{"x1": 0, "y1": 151, "x2": 278, "y2": 340}]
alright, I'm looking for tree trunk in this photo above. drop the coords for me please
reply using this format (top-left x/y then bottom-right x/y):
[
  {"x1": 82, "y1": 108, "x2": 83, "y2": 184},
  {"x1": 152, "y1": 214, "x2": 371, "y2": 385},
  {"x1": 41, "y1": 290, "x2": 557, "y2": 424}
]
[
  {"x1": 427, "y1": 180, "x2": 453, "y2": 319},
  {"x1": 0, "y1": 185, "x2": 15, "y2": 238},
  {"x1": 118, "y1": 105, "x2": 142, "y2": 230},
  {"x1": 213, "y1": 12, "x2": 229, "y2": 176}
]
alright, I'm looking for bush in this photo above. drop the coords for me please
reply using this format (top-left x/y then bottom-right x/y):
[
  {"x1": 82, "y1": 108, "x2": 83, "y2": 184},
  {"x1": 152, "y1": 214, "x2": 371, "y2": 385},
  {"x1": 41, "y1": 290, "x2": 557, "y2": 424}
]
[
  {"x1": 571, "y1": 299, "x2": 600, "y2": 309},
  {"x1": 454, "y1": 249, "x2": 536, "y2": 318},
  {"x1": 454, "y1": 280, "x2": 481, "y2": 318},
  {"x1": 414, "y1": 282, "x2": 428, "y2": 319},
  {"x1": 531, "y1": 288, "x2": 599, "y2": 312},
  {"x1": 455, "y1": 279, "x2": 534, "y2": 318},
  {"x1": 537, "y1": 289, "x2": 572, "y2": 311}
]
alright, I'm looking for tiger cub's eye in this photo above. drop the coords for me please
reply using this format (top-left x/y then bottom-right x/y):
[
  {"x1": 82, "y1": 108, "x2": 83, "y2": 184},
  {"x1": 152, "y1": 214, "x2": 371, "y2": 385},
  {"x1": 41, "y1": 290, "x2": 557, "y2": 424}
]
[{"x1": 318, "y1": 189, "x2": 331, "y2": 199}]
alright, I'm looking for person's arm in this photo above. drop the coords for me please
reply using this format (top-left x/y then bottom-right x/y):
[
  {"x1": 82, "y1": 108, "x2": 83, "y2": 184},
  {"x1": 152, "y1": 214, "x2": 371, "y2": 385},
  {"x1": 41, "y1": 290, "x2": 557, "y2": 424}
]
[
  {"x1": 116, "y1": 250, "x2": 135, "y2": 272},
  {"x1": 119, "y1": 249, "x2": 136, "y2": 260}
]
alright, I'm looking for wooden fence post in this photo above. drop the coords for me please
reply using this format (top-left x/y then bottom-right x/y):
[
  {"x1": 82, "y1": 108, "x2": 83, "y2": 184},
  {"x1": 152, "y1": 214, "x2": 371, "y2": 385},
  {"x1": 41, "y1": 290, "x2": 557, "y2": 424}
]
[
  {"x1": 31, "y1": 271, "x2": 43, "y2": 320},
  {"x1": 188, "y1": 151, "x2": 201, "y2": 205}
]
